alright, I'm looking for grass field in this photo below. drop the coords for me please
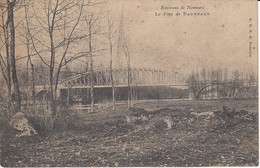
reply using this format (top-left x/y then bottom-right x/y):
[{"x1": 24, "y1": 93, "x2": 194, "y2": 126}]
[{"x1": 1, "y1": 99, "x2": 258, "y2": 167}]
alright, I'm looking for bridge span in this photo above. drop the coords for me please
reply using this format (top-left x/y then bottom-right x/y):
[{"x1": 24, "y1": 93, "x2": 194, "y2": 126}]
[
  {"x1": 58, "y1": 68, "x2": 189, "y2": 104},
  {"x1": 59, "y1": 68, "x2": 188, "y2": 88}
]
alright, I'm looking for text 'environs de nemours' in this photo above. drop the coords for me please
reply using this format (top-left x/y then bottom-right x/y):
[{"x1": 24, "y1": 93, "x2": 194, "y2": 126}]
[
  {"x1": 156, "y1": 5, "x2": 209, "y2": 17},
  {"x1": 161, "y1": 5, "x2": 205, "y2": 10}
]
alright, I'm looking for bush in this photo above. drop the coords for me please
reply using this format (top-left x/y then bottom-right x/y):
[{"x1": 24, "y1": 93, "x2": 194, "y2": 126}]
[
  {"x1": 25, "y1": 105, "x2": 78, "y2": 136},
  {"x1": 53, "y1": 107, "x2": 77, "y2": 132}
]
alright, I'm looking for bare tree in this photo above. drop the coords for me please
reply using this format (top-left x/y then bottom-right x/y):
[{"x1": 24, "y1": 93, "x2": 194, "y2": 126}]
[
  {"x1": 84, "y1": 14, "x2": 95, "y2": 113},
  {"x1": 227, "y1": 70, "x2": 245, "y2": 99},
  {"x1": 0, "y1": 7, "x2": 12, "y2": 100},
  {"x1": 187, "y1": 70, "x2": 201, "y2": 100},
  {"x1": 103, "y1": 11, "x2": 117, "y2": 111},
  {"x1": 0, "y1": 0, "x2": 21, "y2": 113},
  {"x1": 26, "y1": 0, "x2": 86, "y2": 129},
  {"x1": 116, "y1": 7, "x2": 132, "y2": 109},
  {"x1": 20, "y1": 0, "x2": 36, "y2": 108},
  {"x1": 8, "y1": 0, "x2": 21, "y2": 111},
  {"x1": 122, "y1": 38, "x2": 132, "y2": 109},
  {"x1": 83, "y1": 4, "x2": 104, "y2": 112}
]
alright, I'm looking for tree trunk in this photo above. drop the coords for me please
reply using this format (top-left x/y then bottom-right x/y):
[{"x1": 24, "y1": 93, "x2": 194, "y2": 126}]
[
  {"x1": 26, "y1": 54, "x2": 30, "y2": 109},
  {"x1": 49, "y1": 12, "x2": 57, "y2": 114},
  {"x1": 109, "y1": 39, "x2": 115, "y2": 111},
  {"x1": 3, "y1": 17, "x2": 12, "y2": 111},
  {"x1": 127, "y1": 61, "x2": 131, "y2": 109},
  {"x1": 88, "y1": 24, "x2": 94, "y2": 113},
  {"x1": 31, "y1": 64, "x2": 35, "y2": 105},
  {"x1": 8, "y1": 1, "x2": 21, "y2": 112}
]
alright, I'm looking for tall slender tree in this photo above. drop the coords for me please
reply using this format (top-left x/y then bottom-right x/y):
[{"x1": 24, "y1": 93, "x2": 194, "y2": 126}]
[
  {"x1": 83, "y1": 4, "x2": 103, "y2": 112},
  {"x1": 0, "y1": 0, "x2": 21, "y2": 113},
  {"x1": 117, "y1": 5, "x2": 132, "y2": 109},
  {"x1": 103, "y1": 11, "x2": 117, "y2": 111}
]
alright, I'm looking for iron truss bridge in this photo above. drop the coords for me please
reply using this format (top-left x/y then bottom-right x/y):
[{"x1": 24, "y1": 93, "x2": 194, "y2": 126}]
[{"x1": 59, "y1": 68, "x2": 188, "y2": 88}]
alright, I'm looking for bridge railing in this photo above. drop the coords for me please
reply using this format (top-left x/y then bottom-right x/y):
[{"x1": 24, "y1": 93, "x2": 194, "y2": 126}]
[{"x1": 59, "y1": 68, "x2": 188, "y2": 88}]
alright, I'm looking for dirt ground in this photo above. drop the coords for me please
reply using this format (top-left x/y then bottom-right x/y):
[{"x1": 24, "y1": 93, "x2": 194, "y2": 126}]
[{"x1": 1, "y1": 99, "x2": 258, "y2": 167}]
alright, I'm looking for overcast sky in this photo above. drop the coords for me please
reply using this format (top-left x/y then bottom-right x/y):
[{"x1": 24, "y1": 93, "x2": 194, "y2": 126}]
[
  {"x1": 101, "y1": 0, "x2": 258, "y2": 75},
  {"x1": 14, "y1": 0, "x2": 258, "y2": 76}
]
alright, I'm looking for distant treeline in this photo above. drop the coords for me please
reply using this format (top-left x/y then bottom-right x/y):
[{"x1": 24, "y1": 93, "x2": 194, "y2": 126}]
[{"x1": 187, "y1": 68, "x2": 257, "y2": 100}]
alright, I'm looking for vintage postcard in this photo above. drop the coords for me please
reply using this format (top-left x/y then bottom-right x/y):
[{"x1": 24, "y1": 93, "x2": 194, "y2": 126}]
[{"x1": 0, "y1": 0, "x2": 258, "y2": 167}]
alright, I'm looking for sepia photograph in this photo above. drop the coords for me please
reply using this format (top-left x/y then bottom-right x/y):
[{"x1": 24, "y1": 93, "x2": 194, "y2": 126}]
[{"x1": 0, "y1": 0, "x2": 258, "y2": 167}]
